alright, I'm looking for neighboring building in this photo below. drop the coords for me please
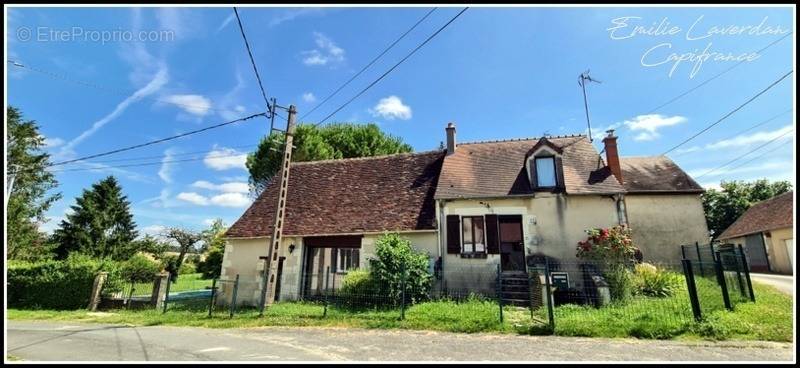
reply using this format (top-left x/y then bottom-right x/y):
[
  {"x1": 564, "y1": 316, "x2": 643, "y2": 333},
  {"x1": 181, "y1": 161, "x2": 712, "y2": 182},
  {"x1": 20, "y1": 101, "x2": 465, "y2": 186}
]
[
  {"x1": 222, "y1": 123, "x2": 709, "y2": 304},
  {"x1": 718, "y1": 191, "x2": 794, "y2": 274}
]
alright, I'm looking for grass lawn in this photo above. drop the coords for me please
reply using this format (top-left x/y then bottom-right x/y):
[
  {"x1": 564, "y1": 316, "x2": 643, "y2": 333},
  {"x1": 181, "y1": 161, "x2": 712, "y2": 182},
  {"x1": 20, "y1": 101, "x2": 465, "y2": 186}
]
[
  {"x1": 122, "y1": 273, "x2": 213, "y2": 297},
  {"x1": 9, "y1": 281, "x2": 791, "y2": 342}
]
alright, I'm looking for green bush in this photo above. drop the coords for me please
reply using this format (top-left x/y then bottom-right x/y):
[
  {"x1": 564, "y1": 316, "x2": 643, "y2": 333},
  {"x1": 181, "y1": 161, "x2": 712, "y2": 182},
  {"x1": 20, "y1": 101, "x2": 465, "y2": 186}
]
[
  {"x1": 8, "y1": 255, "x2": 122, "y2": 309},
  {"x1": 120, "y1": 254, "x2": 161, "y2": 283},
  {"x1": 368, "y1": 233, "x2": 432, "y2": 305},
  {"x1": 633, "y1": 263, "x2": 682, "y2": 298},
  {"x1": 337, "y1": 269, "x2": 381, "y2": 308},
  {"x1": 603, "y1": 263, "x2": 634, "y2": 302},
  {"x1": 197, "y1": 247, "x2": 223, "y2": 279},
  {"x1": 178, "y1": 261, "x2": 196, "y2": 275}
]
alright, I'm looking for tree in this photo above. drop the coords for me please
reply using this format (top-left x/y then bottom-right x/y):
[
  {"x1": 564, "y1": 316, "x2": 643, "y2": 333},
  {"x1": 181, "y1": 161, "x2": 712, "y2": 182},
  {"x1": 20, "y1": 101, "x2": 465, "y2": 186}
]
[
  {"x1": 246, "y1": 123, "x2": 413, "y2": 194},
  {"x1": 197, "y1": 219, "x2": 227, "y2": 279},
  {"x1": 702, "y1": 179, "x2": 793, "y2": 239},
  {"x1": 52, "y1": 176, "x2": 138, "y2": 260},
  {"x1": 6, "y1": 106, "x2": 61, "y2": 261},
  {"x1": 161, "y1": 227, "x2": 203, "y2": 281}
]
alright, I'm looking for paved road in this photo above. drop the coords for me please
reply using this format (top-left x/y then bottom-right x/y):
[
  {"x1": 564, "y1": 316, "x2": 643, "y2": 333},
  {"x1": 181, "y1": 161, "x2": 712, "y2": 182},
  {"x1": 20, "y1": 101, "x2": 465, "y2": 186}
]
[
  {"x1": 6, "y1": 320, "x2": 793, "y2": 362},
  {"x1": 751, "y1": 273, "x2": 794, "y2": 295}
]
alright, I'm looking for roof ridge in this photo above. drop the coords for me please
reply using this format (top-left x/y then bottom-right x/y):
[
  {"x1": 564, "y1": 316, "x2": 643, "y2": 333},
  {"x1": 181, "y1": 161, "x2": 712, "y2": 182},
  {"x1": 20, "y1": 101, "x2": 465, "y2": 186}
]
[
  {"x1": 750, "y1": 190, "x2": 794, "y2": 207},
  {"x1": 291, "y1": 149, "x2": 444, "y2": 166},
  {"x1": 458, "y1": 134, "x2": 586, "y2": 146}
]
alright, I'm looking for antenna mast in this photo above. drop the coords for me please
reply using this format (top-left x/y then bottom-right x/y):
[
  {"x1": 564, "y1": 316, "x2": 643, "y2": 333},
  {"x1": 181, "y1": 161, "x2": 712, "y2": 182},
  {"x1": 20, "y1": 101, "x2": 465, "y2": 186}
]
[{"x1": 578, "y1": 70, "x2": 601, "y2": 142}]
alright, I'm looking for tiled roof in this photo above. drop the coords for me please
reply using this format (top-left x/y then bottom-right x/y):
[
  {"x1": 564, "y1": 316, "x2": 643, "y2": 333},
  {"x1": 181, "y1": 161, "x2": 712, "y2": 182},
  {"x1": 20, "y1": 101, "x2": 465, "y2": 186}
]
[
  {"x1": 225, "y1": 151, "x2": 444, "y2": 238},
  {"x1": 434, "y1": 136, "x2": 625, "y2": 199},
  {"x1": 718, "y1": 191, "x2": 794, "y2": 240},
  {"x1": 619, "y1": 156, "x2": 704, "y2": 193}
]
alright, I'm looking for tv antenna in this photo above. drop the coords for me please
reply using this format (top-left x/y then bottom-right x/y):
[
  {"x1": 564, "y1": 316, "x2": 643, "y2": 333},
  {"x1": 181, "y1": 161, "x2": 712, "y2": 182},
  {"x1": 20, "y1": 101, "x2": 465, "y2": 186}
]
[{"x1": 578, "y1": 70, "x2": 602, "y2": 142}]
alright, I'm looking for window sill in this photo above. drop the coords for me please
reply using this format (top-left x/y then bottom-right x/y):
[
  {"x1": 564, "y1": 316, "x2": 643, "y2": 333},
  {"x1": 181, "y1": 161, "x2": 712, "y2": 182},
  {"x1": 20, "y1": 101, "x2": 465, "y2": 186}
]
[{"x1": 460, "y1": 252, "x2": 487, "y2": 259}]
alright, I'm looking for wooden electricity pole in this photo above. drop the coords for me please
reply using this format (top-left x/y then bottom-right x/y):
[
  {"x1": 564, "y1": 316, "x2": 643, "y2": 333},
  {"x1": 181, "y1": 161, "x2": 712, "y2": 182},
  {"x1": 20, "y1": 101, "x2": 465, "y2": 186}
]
[{"x1": 259, "y1": 104, "x2": 297, "y2": 314}]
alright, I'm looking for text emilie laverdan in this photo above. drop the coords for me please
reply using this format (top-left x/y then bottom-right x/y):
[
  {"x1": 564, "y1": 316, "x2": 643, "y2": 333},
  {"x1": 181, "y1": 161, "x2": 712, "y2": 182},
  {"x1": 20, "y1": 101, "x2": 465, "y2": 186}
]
[{"x1": 607, "y1": 15, "x2": 789, "y2": 78}]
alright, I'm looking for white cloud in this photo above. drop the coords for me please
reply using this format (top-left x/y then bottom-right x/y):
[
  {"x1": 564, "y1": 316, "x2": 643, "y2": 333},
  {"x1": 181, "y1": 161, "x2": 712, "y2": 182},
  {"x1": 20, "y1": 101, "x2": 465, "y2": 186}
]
[
  {"x1": 215, "y1": 13, "x2": 235, "y2": 33},
  {"x1": 43, "y1": 136, "x2": 65, "y2": 148},
  {"x1": 203, "y1": 218, "x2": 218, "y2": 226},
  {"x1": 269, "y1": 8, "x2": 324, "y2": 27},
  {"x1": 163, "y1": 94, "x2": 212, "y2": 117},
  {"x1": 218, "y1": 71, "x2": 247, "y2": 121},
  {"x1": 370, "y1": 96, "x2": 412, "y2": 120},
  {"x1": 688, "y1": 160, "x2": 793, "y2": 178},
  {"x1": 210, "y1": 192, "x2": 251, "y2": 208},
  {"x1": 158, "y1": 148, "x2": 178, "y2": 183},
  {"x1": 59, "y1": 67, "x2": 168, "y2": 157},
  {"x1": 706, "y1": 125, "x2": 793, "y2": 150},
  {"x1": 141, "y1": 224, "x2": 166, "y2": 237},
  {"x1": 204, "y1": 146, "x2": 248, "y2": 171},
  {"x1": 302, "y1": 32, "x2": 345, "y2": 66},
  {"x1": 621, "y1": 114, "x2": 687, "y2": 141},
  {"x1": 191, "y1": 180, "x2": 249, "y2": 193},
  {"x1": 177, "y1": 192, "x2": 209, "y2": 206},
  {"x1": 302, "y1": 92, "x2": 317, "y2": 103}
]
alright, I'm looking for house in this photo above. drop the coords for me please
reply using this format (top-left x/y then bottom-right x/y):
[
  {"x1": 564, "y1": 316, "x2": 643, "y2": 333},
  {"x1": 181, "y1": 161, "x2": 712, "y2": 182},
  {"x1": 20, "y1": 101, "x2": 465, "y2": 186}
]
[
  {"x1": 717, "y1": 191, "x2": 793, "y2": 274},
  {"x1": 222, "y1": 123, "x2": 709, "y2": 304}
]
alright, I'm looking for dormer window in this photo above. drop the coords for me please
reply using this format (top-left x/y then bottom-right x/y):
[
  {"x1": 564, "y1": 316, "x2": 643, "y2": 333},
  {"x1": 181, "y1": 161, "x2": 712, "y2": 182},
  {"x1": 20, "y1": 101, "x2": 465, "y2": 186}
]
[
  {"x1": 525, "y1": 137, "x2": 565, "y2": 191},
  {"x1": 534, "y1": 156, "x2": 557, "y2": 187}
]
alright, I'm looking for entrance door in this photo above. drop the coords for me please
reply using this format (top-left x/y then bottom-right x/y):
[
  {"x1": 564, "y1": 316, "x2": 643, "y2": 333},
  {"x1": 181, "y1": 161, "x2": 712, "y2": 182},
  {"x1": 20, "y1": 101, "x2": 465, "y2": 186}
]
[{"x1": 499, "y1": 215, "x2": 526, "y2": 272}]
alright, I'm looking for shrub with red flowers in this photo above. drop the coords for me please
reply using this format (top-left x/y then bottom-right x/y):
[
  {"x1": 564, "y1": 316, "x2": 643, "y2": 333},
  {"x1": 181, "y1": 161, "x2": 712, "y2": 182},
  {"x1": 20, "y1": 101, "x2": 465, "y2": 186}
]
[{"x1": 575, "y1": 225, "x2": 638, "y2": 264}]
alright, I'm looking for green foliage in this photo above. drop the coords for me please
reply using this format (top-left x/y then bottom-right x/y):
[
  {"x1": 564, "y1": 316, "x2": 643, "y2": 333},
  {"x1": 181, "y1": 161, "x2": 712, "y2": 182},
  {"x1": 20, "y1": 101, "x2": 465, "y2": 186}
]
[
  {"x1": 576, "y1": 225, "x2": 638, "y2": 263},
  {"x1": 133, "y1": 235, "x2": 171, "y2": 261},
  {"x1": 51, "y1": 176, "x2": 139, "y2": 260},
  {"x1": 196, "y1": 219, "x2": 227, "y2": 279},
  {"x1": 7, "y1": 255, "x2": 121, "y2": 309},
  {"x1": 247, "y1": 123, "x2": 413, "y2": 194},
  {"x1": 632, "y1": 263, "x2": 682, "y2": 298},
  {"x1": 120, "y1": 254, "x2": 161, "y2": 283},
  {"x1": 368, "y1": 233, "x2": 433, "y2": 305},
  {"x1": 7, "y1": 106, "x2": 61, "y2": 261},
  {"x1": 702, "y1": 179, "x2": 792, "y2": 239},
  {"x1": 161, "y1": 227, "x2": 203, "y2": 281},
  {"x1": 337, "y1": 269, "x2": 381, "y2": 308},
  {"x1": 603, "y1": 263, "x2": 634, "y2": 302},
  {"x1": 178, "y1": 262, "x2": 196, "y2": 275}
]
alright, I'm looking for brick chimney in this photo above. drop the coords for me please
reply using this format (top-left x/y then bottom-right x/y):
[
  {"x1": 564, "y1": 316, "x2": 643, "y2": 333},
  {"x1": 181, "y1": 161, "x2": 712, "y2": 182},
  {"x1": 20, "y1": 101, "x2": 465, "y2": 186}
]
[
  {"x1": 446, "y1": 122, "x2": 456, "y2": 155},
  {"x1": 602, "y1": 129, "x2": 623, "y2": 184}
]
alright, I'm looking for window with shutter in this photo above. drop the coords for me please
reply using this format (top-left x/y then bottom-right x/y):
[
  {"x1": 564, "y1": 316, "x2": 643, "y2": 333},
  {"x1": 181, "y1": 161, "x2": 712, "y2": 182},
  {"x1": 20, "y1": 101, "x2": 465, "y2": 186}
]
[
  {"x1": 485, "y1": 214, "x2": 500, "y2": 254},
  {"x1": 446, "y1": 215, "x2": 461, "y2": 254}
]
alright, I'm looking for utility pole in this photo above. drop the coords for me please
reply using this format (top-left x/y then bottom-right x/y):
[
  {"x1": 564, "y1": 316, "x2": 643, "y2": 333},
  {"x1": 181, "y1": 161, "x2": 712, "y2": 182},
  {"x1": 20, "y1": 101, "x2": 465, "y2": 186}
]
[
  {"x1": 258, "y1": 104, "x2": 297, "y2": 314},
  {"x1": 578, "y1": 70, "x2": 601, "y2": 142}
]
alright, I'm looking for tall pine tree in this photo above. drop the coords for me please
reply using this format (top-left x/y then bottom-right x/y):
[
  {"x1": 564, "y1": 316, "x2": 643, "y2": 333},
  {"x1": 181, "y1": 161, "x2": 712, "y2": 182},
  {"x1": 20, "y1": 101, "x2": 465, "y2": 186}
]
[
  {"x1": 53, "y1": 176, "x2": 139, "y2": 260},
  {"x1": 6, "y1": 106, "x2": 61, "y2": 261}
]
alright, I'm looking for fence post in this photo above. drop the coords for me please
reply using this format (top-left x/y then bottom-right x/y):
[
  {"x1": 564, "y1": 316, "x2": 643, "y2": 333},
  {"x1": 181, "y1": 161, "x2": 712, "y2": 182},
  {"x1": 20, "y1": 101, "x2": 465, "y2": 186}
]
[
  {"x1": 713, "y1": 255, "x2": 732, "y2": 311},
  {"x1": 229, "y1": 274, "x2": 240, "y2": 318},
  {"x1": 681, "y1": 259, "x2": 702, "y2": 321},
  {"x1": 208, "y1": 278, "x2": 217, "y2": 317},
  {"x1": 126, "y1": 278, "x2": 135, "y2": 309},
  {"x1": 695, "y1": 242, "x2": 704, "y2": 277},
  {"x1": 332, "y1": 270, "x2": 338, "y2": 309},
  {"x1": 680, "y1": 245, "x2": 686, "y2": 260},
  {"x1": 162, "y1": 272, "x2": 172, "y2": 314},
  {"x1": 528, "y1": 270, "x2": 534, "y2": 320},
  {"x1": 87, "y1": 272, "x2": 108, "y2": 311},
  {"x1": 543, "y1": 259, "x2": 554, "y2": 331},
  {"x1": 496, "y1": 264, "x2": 503, "y2": 324},
  {"x1": 738, "y1": 244, "x2": 756, "y2": 302},
  {"x1": 400, "y1": 264, "x2": 407, "y2": 320},
  {"x1": 323, "y1": 266, "x2": 330, "y2": 317}
]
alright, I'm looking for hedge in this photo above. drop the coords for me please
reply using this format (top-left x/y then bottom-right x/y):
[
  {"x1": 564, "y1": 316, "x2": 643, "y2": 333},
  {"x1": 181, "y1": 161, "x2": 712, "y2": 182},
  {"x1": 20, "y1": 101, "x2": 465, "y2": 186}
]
[{"x1": 7, "y1": 256, "x2": 123, "y2": 310}]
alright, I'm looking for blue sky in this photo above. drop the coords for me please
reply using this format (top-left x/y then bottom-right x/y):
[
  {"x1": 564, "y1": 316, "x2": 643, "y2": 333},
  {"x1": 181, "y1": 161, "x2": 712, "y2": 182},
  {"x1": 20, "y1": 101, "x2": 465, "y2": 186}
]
[{"x1": 6, "y1": 6, "x2": 795, "y2": 235}]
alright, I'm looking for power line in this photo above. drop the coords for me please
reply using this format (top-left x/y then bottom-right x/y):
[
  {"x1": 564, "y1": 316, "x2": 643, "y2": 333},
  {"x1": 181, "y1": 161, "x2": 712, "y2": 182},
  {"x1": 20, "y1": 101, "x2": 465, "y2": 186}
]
[
  {"x1": 47, "y1": 150, "x2": 251, "y2": 173},
  {"x1": 71, "y1": 143, "x2": 258, "y2": 165},
  {"x1": 724, "y1": 140, "x2": 792, "y2": 173},
  {"x1": 233, "y1": 7, "x2": 272, "y2": 115},
  {"x1": 299, "y1": 7, "x2": 438, "y2": 121},
  {"x1": 661, "y1": 69, "x2": 793, "y2": 156},
  {"x1": 693, "y1": 128, "x2": 794, "y2": 180},
  {"x1": 314, "y1": 7, "x2": 469, "y2": 127},
  {"x1": 48, "y1": 112, "x2": 266, "y2": 167},
  {"x1": 644, "y1": 31, "x2": 792, "y2": 115},
  {"x1": 6, "y1": 60, "x2": 244, "y2": 115},
  {"x1": 672, "y1": 108, "x2": 792, "y2": 157}
]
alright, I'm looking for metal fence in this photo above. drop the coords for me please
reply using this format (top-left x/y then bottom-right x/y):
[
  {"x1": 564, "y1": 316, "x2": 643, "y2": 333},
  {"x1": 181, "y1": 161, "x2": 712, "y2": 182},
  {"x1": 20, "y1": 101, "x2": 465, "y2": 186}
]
[{"x1": 681, "y1": 244, "x2": 755, "y2": 321}]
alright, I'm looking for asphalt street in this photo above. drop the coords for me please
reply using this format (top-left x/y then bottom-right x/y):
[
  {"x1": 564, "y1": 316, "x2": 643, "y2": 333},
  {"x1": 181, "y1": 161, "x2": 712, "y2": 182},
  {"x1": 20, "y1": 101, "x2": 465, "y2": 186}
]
[{"x1": 6, "y1": 320, "x2": 794, "y2": 362}]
